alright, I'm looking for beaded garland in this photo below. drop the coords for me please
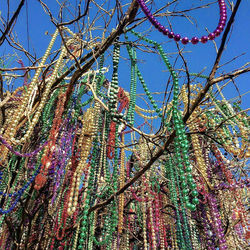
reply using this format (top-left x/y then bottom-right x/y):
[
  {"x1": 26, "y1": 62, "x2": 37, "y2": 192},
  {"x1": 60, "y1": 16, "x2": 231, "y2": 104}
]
[
  {"x1": 0, "y1": 26, "x2": 248, "y2": 250},
  {"x1": 137, "y1": 0, "x2": 227, "y2": 44}
]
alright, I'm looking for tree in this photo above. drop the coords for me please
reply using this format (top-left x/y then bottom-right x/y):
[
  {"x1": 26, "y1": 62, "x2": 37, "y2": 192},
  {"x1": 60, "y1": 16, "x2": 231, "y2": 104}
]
[{"x1": 0, "y1": 0, "x2": 249, "y2": 249}]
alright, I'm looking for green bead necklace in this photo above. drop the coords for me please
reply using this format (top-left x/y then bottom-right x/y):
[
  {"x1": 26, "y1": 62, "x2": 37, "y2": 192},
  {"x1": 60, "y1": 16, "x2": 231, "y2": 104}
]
[
  {"x1": 129, "y1": 30, "x2": 163, "y2": 118},
  {"x1": 129, "y1": 29, "x2": 199, "y2": 210},
  {"x1": 165, "y1": 157, "x2": 186, "y2": 249},
  {"x1": 173, "y1": 162, "x2": 193, "y2": 249},
  {"x1": 125, "y1": 38, "x2": 137, "y2": 125},
  {"x1": 92, "y1": 125, "x2": 119, "y2": 247}
]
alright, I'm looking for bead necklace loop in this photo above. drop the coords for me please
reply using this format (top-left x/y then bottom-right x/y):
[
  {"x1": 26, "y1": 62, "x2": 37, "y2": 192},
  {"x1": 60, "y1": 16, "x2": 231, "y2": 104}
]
[{"x1": 136, "y1": 0, "x2": 227, "y2": 44}]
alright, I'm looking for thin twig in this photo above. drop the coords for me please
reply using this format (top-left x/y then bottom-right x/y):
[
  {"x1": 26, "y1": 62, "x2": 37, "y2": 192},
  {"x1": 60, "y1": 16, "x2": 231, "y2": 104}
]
[{"x1": 0, "y1": 0, "x2": 25, "y2": 46}]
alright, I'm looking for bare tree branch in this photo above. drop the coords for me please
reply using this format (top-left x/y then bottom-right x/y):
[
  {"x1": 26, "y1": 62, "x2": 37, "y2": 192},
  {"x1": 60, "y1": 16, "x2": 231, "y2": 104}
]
[{"x1": 0, "y1": 0, "x2": 25, "y2": 46}]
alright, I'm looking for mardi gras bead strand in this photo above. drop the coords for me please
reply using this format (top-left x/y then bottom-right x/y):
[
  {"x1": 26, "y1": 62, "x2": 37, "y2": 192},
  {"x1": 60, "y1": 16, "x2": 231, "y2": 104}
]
[
  {"x1": 212, "y1": 144, "x2": 249, "y2": 231},
  {"x1": 67, "y1": 108, "x2": 95, "y2": 215},
  {"x1": 165, "y1": 157, "x2": 186, "y2": 249},
  {"x1": 4, "y1": 30, "x2": 59, "y2": 141},
  {"x1": 95, "y1": 54, "x2": 105, "y2": 96},
  {"x1": 41, "y1": 88, "x2": 60, "y2": 135},
  {"x1": 118, "y1": 133, "x2": 125, "y2": 234},
  {"x1": 157, "y1": 192, "x2": 168, "y2": 249},
  {"x1": 87, "y1": 212, "x2": 96, "y2": 250},
  {"x1": 0, "y1": 31, "x2": 59, "y2": 165},
  {"x1": 136, "y1": 0, "x2": 227, "y2": 44},
  {"x1": 107, "y1": 44, "x2": 123, "y2": 158},
  {"x1": 135, "y1": 105, "x2": 162, "y2": 120},
  {"x1": 141, "y1": 183, "x2": 148, "y2": 249},
  {"x1": 77, "y1": 114, "x2": 102, "y2": 247},
  {"x1": 125, "y1": 40, "x2": 137, "y2": 124},
  {"x1": 149, "y1": 186, "x2": 161, "y2": 249},
  {"x1": 12, "y1": 46, "x2": 67, "y2": 145},
  {"x1": 103, "y1": 127, "x2": 119, "y2": 242},
  {"x1": 0, "y1": 86, "x2": 24, "y2": 134},
  {"x1": 91, "y1": 125, "x2": 119, "y2": 248},
  {"x1": 129, "y1": 30, "x2": 184, "y2": 128},
  {"x1": 54, "y1": 187, "x2": 70, "y2": 241},
  {"x1": 0, "y1": 134, "x2": 47, "y2": 157},
  {"x1": 90, "y1": 107, "x2": 103, "y2": 203},
  {"x1": 149, "y1": 202, "x2": 157, "y2": 250},
  {"x1": 135, "y1": 109, "x2": 158, "y2": 120},
  {"x1": 103, "y1": 113, "x2": 112, "y2": 184},
  {"x1": 189, "y1": 218, "x2": 202, "y2": 249},
  {"x1": 71, "y1": 224, "x2": 80, "y2": 250},
  {"x1": 78, "y1": 140, "x2": 98, "y2": 248},
  {"x1": 54, "y1": 125, "x2": 74, "y2": 185},
  {"x1": 129, "y1": 30, "x2": 163, "y2": 117},
  {"x1": 182, "y1": 84, "x2": 212, "y2": 190},
  {"x1": 135, "y1": 104, "x2": 161, "y2": 114},
  {"x1": 163, "y1": 58, "x2": 199, "y2": 210},
  {"x1": 207, "y1": 193, "x2": 228, "y2": 250},
  {"x1": 95, "y1": 110, "x2": 106, "y2": 196},
  {"x1": 98, "y1": 114, "x2": 110, "y2": 195},
  {"x1": 34, "y1": 91, "x2": 67, "y2": 190},
  {"x1": 0, "y1": 151, "x2": 43, "y2": 215},
  {"x1": 136, "y1": 69, "x2": 162, "y2": 117},
  {"x1": 108, "y1": 42, "x2": 120, "y2": 120},
  {"x1": 130, "y1": 30, "x2": 199, "y2": 208},
  {"x1": 173, "y1": 163, "x2": 193, "y2": 249}
]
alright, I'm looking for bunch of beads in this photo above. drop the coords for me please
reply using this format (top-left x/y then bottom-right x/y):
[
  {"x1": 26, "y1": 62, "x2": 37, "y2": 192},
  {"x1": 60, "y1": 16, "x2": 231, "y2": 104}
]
[
  {"x1": 14, "y1": 32, "x2": 63, "y2": 145},
  {"x1": 0, "y1": 27, "x2": 249, "y2": 250},
  {"x1": 107, "y1": 88, "x2": 129, "y2": 159},
  {"x1": 0, "y1": 30, "x2": 59, "y2": 166},
  {"x1": 154, "y1": 42, "x2": 199, "y2": 211},
  {"x1": 67, "y1": 108, "x2": 95, "y2": 216},
  {"x1": 207, "y1": 193, "x2": 228, "y2": 249}
]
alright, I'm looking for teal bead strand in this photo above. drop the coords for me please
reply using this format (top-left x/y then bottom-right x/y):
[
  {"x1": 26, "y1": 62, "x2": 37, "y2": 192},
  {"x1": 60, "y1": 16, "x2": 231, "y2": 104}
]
[
  {"x1": 125, "y1": 38, "x2": 137, "y2": 125},
  {"x1": 128, "y1": 30, "x2": 163, "y2": 118},
  {"x1": 173, "y1": 163, "x2": 193, "y2": 249},
  {"x1": 136, "y1": 69, "x2": 162, "y2": 117},
  {"x1": 129, "y1": 29, "x2": 199, "y2": 209},
  {"x1": 165, "y1": 157, "x2": 186, "y2": 249}
]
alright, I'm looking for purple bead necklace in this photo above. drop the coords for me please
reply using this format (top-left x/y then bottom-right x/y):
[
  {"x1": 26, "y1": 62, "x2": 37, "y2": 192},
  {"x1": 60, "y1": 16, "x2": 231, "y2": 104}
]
[
  {"x1": 136, "y1": 0, "x2": 227, "y2": 44},
  {"x1": 214, "y1": 178, "x2": 250, "y2": 190},
  {"x1": 207, "y1": 193, "x2": 228, "y2": 249},
  {"x1": 0, "y1": 134, "x2": 47, "y2": 157}
]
